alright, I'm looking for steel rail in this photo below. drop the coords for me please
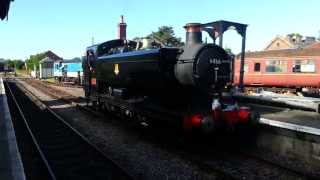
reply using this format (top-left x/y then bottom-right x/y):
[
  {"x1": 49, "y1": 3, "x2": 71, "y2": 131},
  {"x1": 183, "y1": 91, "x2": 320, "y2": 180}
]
[
  {"x1": 5, "y1": 81, "x2": 57, "y2": 180},
  {"x1": 8, "y1": 79, "x2": 133, "y2": 180},
  {"x1": 14, "y1": 77, "x2": 317, "y2": 179}
]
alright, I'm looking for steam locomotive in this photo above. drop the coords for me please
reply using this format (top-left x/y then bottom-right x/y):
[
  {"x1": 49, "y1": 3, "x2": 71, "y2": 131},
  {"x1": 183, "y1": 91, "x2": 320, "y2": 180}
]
[{"x1": 83, "y1": 22, "x2": 254, "y2": 133}]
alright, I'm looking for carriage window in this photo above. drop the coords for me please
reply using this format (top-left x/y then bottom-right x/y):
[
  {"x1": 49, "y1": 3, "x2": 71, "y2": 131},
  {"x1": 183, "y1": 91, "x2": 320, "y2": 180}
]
[
  {"x1": 293, "y1": 60, "x2": 315, "y2": 73},
  {"x1": 244, "y1": 63, "x2": 248, "y2": 72},
  {"x1": 254, "y1": 63, "x2": 261, "y2": 72},
  {"x1": 265, "y1": 60, "x2": 287, "y2": 73}
]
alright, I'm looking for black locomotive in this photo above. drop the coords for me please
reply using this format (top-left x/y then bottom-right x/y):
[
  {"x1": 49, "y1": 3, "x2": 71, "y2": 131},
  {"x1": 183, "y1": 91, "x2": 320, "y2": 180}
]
[{"x1": 83, "y1": 22, "x2": 253, "y2": 133}]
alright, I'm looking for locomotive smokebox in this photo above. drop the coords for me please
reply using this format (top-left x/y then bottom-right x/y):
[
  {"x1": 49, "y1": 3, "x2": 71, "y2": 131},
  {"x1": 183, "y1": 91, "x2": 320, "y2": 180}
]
[{"x1": 184, "y1": 23, "x2": 202, "y2": 45}]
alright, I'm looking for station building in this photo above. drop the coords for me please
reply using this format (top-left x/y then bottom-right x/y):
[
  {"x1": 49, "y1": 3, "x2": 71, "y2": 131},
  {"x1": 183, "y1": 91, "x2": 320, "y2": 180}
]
[
  {"x1": 30, "y1": 51, "x2": 62, "y2": 78},
  {"x1": 264, "y1": 34, "x2": 316, "y2": 51}
]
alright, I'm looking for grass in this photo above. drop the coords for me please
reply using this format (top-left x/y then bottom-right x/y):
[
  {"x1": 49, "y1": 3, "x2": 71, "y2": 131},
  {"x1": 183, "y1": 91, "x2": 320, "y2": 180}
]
[
  {"x1": 42, "y1": 77, "x2": 55, "y2": 83},
  {"x1": 15, "y1": 69, "x2": 29, "y2": 77}
]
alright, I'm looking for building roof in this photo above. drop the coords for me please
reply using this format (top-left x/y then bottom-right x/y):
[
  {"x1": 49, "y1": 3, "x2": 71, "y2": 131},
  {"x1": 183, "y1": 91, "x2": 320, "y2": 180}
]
[
  {"x1": 264, "y1": 35, "x2": 317, "y2": 51},
  {"x1": 39, "y1": 57, "x2": 54, "y2": 63},
  {"x1": 305, "y1": 42, "x2": 320, "y2": 49},
  {"x1": 264, "y1": 36, "x2": 294, "y2": 51},
  {"x1": 243, "y1": 48, "x2": 320, "y2": 58},
  {"x1": 43, "y1": 50, "x2": 63, "y2": 60},
  {"x1": 240, "y1": 38, "x2": 320, "y2": 58}
]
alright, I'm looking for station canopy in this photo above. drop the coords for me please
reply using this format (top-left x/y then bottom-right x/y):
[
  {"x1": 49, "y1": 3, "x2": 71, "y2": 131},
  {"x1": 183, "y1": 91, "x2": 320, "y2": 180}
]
[{"x1": 0, "y1": 0, "x2": 13, "y2": 20}]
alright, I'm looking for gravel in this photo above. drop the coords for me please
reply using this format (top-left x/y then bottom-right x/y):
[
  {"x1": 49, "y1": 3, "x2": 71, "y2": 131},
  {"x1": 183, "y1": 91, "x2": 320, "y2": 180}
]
[{"x1": 16, "y1": 79, "x2": 222, "y2": 180}]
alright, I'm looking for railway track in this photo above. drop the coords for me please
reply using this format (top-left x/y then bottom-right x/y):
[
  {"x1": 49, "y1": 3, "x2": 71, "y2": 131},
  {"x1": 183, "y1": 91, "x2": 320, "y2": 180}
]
[
  {"x1": 137, "y1": 125, "x2": 314, "y2": 180},
  {"x1": 175, "y1": 138, "x2": 314, "y2": 180},
  {"x1": 43, "y1": 80, "x2": 83, "y2": 88},
  {"x1": 5, "y1": 81, "x2": 132, "y2": 180},
  {"x1": 12, "y1": 78, "x2": 317, "y2": 179},
  {"x1": 25, "y1": 78, "x2": 86, "y2": 104}
]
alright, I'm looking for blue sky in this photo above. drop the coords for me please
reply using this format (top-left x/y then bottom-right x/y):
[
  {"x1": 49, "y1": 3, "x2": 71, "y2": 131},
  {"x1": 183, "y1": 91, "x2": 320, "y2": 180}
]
[{"x1": 0, "y1": 0, "x2": 319, "y2": 59}]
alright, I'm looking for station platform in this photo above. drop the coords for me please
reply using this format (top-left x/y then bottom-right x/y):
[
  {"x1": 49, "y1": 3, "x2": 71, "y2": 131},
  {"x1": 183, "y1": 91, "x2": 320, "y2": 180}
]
[
  {"x1": 0, "y1": 77, "x2": 26, "y2": 180},
  {"x1": 244, "y1": 102, "x2": 320, "y2": 136},
  {"x1": 241, "y1": 102, "x2": 320, "y2": 176},
  {"x1": 234, "y1": 92, "x2": 320, "y2": 136}
]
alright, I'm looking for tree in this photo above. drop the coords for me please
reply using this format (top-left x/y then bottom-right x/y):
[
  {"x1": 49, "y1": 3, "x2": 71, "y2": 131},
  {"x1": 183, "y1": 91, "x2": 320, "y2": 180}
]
[
  {"x1": 148, "y1": 26, "x2": 184, "y2": 47},
  {"x1": 12, "y1": 60, "x2": 25, "y2": 69},
  {"x1": 287, "y1": 33, "x2": 302, "y2": 37},
  {"x1": 25, "y1": 53, "x2": 46, "y2": 71},
  {"x1": 3, "y1": 59, "x2": 24, "y2": 70},
  {"x1": 287, "y1": 33, "x2": 303, "y2": 42},
  {"x1": 5, "y1": 60, "x2": 14, "y2": 68},
  {"x1": 224, "y1": 47, "x2": 233, "y2": 54}
]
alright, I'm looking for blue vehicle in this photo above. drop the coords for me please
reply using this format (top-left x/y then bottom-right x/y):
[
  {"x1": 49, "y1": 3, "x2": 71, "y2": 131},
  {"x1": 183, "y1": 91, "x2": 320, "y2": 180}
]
[{"x1": 54, "y1": 58, "x2": 83, "y2": 84}]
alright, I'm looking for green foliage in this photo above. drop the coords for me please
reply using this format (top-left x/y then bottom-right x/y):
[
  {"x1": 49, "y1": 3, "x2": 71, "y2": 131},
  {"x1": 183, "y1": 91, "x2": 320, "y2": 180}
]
[
  {"x1": 224, "y1": 47, "x2": 233, "y2": 54},
  {"x1": 13, "y1": 60, "x2": 25, "y2": 69},
  {"x1": 148, "y1": 26, "x2": 184, "y2": 47},
  {"x1": 25, "y1": 53, "x2": 46, "y2": 71},
  {"x1": 287, "y1": 33, "x2": 302, "y2": 36},
  {"x1": 1, "y1": 59, "x2": 24, "y2": 70},
  {"x1": 287, "y1": 33, "x2": 302, "y2": 39}
]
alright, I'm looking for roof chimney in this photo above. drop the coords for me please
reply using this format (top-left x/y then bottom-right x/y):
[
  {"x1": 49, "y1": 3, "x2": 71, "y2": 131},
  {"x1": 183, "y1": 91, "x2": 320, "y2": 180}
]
[{"x1": 117, "y1": 15, "x2": 127, "y2": 40}]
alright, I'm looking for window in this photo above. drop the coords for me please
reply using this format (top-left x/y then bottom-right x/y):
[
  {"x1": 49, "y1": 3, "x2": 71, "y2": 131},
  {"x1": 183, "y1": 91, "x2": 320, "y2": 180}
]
[
  {"x1": 293, "y1": 60, "x2": 315, "y2": 73},
  {"x1": 254, "y1": 63, "x2": 261, "y2": 72},
  {"x1": 42, "y1": 62, "x2": 53, "y2": 69},
  {"x1": 265, "y1": 60, "x2": 287, "y2": 73}
]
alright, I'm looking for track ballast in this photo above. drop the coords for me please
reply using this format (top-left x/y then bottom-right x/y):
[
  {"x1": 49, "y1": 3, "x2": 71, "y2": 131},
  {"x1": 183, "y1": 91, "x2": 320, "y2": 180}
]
[{"x1": 5, "y1": 81, "x2": 132, "y2": 180}]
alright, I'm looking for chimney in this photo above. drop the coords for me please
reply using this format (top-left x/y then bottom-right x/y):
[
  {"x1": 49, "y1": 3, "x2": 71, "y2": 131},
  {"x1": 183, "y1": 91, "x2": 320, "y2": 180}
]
[
  {"x1": 117, "y1": 15, "x2": 127, "y2": 40},
  {"x1": 184, "y1": 23, "x2": 202, "y2": 45}
]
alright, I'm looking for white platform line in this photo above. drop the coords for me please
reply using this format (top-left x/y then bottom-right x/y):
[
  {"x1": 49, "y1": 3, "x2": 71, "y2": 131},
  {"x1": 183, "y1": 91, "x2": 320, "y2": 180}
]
[
  {"x1": 0, "y1": 78, "x2": 5, "y2": 95},
  {"x1": 260, "y1": 117, "x2": 320, "y2": 136}
]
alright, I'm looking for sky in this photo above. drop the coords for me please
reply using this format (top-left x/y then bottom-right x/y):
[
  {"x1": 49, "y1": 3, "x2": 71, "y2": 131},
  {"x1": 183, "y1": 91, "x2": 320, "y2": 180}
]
[{"x1": 0, "y1": 0, "x2": 319, "y2": 60}]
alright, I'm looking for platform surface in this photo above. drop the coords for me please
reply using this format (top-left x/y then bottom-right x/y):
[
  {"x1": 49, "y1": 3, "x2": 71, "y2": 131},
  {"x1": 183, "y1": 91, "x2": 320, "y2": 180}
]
[
  {"x1": 0, "y1": 77, "x2": 26, "y2": 180},
  {"x1": 243, "y1": 102, "x2": 320, "y2": 135}
]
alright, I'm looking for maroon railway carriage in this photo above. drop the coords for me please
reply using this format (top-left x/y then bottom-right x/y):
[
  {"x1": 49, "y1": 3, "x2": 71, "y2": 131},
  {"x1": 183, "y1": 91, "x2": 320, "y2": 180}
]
[{"x1": 234, "y1": 48, "x2": 320, "y2": 90}]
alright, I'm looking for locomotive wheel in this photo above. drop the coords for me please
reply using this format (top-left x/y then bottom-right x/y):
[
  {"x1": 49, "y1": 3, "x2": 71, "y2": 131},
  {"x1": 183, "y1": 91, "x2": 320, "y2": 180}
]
[
  {"x1": 201, "y1": 116, "x2": 215, "y2": 134},
  {"x1": 248, "y1": 112, "x2": 260, "y2": 127},
  {"x1": 92, "y1": 100, "x2": 98, "y2": 110}
]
